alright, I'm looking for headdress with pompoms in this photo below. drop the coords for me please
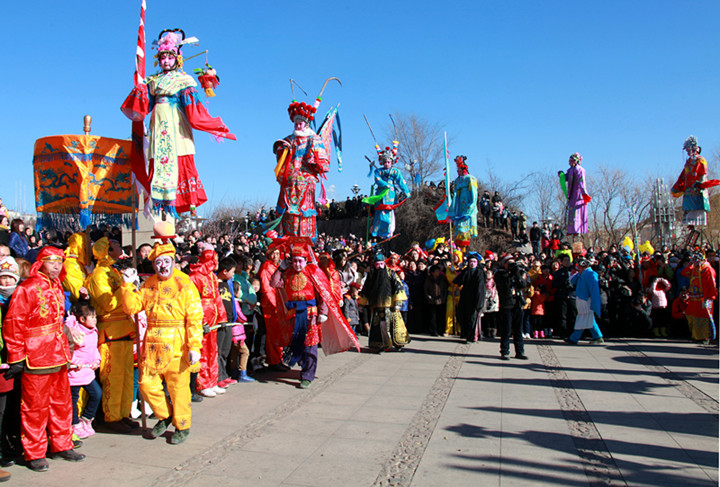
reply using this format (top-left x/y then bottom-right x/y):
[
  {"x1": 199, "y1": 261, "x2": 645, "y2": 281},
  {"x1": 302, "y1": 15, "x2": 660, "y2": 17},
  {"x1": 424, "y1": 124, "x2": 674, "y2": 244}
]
[
  {"x1": 455, "y1": 155, "x2": 468, "y2": 173},
  {"x1": 683, "y1": 135, "x2": 701, "y2": 154},
  {"x1": 569, "y1": 152, "x2": 582, "y2": 164},
  {"x1": 376, "y1": 140, "x2": 399, "y2": 164}
]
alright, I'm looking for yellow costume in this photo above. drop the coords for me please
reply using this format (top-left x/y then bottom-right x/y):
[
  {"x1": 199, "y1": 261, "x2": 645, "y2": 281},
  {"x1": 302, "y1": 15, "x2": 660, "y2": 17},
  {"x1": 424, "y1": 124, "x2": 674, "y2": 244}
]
[
  {"x1": 444, "y1": 255, "x2": 462, "y2": 336},
  {"x1": 85, "y1": 237, "x2": 135, "y2": 423},
  {"x1": 62, "y1": 232, "x2": 89, "y2": 302},
  {"x1": 120, "y1": 245, "x2": 203, "y2": 431}
]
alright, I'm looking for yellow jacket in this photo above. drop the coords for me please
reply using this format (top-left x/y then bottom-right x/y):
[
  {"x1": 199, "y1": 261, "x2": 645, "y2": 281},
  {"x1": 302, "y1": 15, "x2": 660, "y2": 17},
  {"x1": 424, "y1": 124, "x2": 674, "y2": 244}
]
[
  {"x1": 121, "y1": 270, "x2": 203, "y2": 374},
  {"x1": 62, "y1": 256, "x2": 87, "y2": 302},
  {"x1": 85, "y1": 259, "x2": 135, "y2": 342}
]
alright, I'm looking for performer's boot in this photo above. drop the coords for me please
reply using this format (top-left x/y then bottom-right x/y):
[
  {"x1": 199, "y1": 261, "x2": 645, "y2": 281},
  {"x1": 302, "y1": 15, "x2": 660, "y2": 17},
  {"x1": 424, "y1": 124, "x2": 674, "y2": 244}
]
[
  {"x1": 238, "y1": 370, "x2": 255, "y2": 383},
  {"x1": 170, "y1": 429, "x2": 190, "y2": 445},
  {"x1": 151, "y1": 418, "x2": 172, "y2": 438}
]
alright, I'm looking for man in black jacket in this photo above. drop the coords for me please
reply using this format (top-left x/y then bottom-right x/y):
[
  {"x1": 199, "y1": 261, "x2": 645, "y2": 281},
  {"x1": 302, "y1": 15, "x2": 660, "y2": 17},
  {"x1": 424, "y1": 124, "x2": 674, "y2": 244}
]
[
  {"x1": 495, "y1": 256, "x2": 528, "y2": 360},
  {"x1": 529, "y1": 222, "x2": 542, "y2": 257},
  {"x1": 454, "y1": 253, "x2": 486, "y2": 343}
]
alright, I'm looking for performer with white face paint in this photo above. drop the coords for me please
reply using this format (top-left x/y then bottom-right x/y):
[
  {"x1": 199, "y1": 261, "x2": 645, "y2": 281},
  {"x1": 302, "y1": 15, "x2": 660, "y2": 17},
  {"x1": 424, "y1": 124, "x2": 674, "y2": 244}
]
[{"x1": 120, "y1": 241, "x2": 203, "y2": 445}]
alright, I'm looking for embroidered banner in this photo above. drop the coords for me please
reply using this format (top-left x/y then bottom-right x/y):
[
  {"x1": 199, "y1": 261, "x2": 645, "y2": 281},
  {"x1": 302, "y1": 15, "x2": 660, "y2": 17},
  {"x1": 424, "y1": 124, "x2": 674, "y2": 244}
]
[{"x1": 33, "y1": 135, "x2": 134, "y2": 228}]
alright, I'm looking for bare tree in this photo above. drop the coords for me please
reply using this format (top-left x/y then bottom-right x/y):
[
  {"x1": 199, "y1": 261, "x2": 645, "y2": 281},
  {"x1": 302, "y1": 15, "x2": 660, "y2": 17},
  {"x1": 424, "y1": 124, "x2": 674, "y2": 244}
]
[
  {"x1": 524, "y1": 170, "x2": 565, "y2": 223},
  {"x1": 381, "y1": 112, "x2": 446, "y2": 192},
  {"x1": 481, "y1": 161, "x2": 531, "y2": 211}
]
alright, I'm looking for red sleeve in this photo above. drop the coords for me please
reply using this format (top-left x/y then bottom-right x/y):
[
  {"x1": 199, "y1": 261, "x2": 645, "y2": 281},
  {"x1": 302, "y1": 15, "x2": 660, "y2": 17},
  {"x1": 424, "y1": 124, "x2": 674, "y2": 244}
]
[
  {"x1": 702, "y1": 265, "x2": 717, "y2": 301},
  {"x1": 181, "y1": 87, "x2": 236, "y2": 141},
  {"x1": 121, "y1": 85, "x2": 150, "y2": 122},
  {"x1": 3, "y1": 286, "x2": 29, "y2": 364}
]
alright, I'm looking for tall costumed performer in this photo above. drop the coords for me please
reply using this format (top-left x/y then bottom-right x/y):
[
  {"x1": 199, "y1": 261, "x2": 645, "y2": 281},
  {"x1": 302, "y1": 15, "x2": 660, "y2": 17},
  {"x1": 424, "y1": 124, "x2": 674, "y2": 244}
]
[
  {"x1": 671, "y1": 136, "x2": 720, "y2": 230},
  {"x1": 273, "y1": 78, "x2": 342, "y2": 239},
  {"x1": 368, "y1": 140, "x2": 410, "y2": 239},
  {"x1": 121, "y1": 28, "x2": 236, "y2": 216},
  {"x1": 561, "y1": 152, "x2": 591, "y2": 236},
  {"x1": 448, "y1": 155, "x2": 478, "y2": 250}
]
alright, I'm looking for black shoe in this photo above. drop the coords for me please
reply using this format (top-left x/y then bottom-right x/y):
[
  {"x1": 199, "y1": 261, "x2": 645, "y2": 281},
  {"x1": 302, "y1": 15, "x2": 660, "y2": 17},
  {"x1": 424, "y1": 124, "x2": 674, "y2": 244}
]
[
  {"x1": 266, "y1": 364, "x2": 290, "y2": 372},
  {"x1": 191, "y1": 393, "x2": 204, "y2": 403},
  {"x1": 121, "y1": 418, "x2": 140, "y2": 429},
  {"x1": 151, "y1": 418, "x2": 172, "y2": 438},
  {"x1": 105, "y1": 420, "x2": 132, "y2": 434},
  {"x1": 563, "y1": 338, "x2": 578, "y2": 345},
  {"x1": 0, "y1": 457, "x2": 14, "y2": 468},
  {"x1": 515, "y1": 353, "x2": 528, "y2": 360},
  {"x1": 54, "y1": 449, "x2": 85, "y2": 462},
  {"x1": 500, "y1": 354, "x2": 510, "y2": 361},
  {"x1": 27, "y1": 458, "x2": 49, "y2": 472}
]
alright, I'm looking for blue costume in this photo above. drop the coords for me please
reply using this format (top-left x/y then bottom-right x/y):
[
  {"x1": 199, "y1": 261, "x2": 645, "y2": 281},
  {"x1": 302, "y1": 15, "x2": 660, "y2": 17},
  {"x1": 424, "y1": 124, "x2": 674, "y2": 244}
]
[
  {"x1": 449, "y1": 173, "x2": 478, "y2": 247},
  {"x1": 370, "y1": 166, "x2": 410, "y2": 239},
  {"x1": 568, "y1": 266, "x2": 603, "y2": 343}
]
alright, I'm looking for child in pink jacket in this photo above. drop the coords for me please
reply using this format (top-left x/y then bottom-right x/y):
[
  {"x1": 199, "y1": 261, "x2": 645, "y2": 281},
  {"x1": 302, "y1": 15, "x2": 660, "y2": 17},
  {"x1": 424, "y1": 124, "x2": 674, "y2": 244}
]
[{"x1": 66, "y1": 302, "x2": 102, "y2": 439}]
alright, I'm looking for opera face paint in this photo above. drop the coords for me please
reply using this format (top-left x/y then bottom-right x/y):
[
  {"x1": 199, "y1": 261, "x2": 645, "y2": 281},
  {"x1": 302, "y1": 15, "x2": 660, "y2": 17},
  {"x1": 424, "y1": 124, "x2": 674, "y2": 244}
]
[
  {"x1": 374, "y1": 261, "x2": 385, "y2": 270},
  {"x1": 159, "y1": 52, "x2": 177, "y2": 72},
  {"x1": 153, "y1": 255, "x2": 174, "y2": 279},
  {"x1": 293, "y1": 116, "x2": 308, "y2": 132},
  {"x1": 292, "y1": 256, "x2": 307, "y2": 273},
  {"x1": 468, "y1": 258, "x2": 479, "y2": 269}
]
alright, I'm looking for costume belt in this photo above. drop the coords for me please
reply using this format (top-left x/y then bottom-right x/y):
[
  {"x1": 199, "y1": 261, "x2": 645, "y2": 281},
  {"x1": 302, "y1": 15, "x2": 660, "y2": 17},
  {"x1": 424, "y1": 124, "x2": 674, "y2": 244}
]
[
  {"x1": 26, "y1": 322, "x2": 62, "y2": 338},
  {"x1": 286, "y1": 299, "x2": 317, "y2": 314}
]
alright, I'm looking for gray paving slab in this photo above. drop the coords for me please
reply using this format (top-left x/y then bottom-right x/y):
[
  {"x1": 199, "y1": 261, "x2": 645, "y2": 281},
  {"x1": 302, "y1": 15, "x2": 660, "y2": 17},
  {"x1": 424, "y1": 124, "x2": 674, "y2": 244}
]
[{"x1": 2, "y1": 336, "x2": 716, "y2": 486}]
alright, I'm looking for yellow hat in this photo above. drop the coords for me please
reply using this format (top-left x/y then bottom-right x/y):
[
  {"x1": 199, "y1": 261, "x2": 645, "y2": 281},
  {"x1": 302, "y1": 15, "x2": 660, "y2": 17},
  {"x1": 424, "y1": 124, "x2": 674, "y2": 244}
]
[
  {"x1": 149, "y1": 242, "x2": 176, "y2": 261},
  {"x1": 92, "y1": 237, "x2": 109, "y2": 260}
]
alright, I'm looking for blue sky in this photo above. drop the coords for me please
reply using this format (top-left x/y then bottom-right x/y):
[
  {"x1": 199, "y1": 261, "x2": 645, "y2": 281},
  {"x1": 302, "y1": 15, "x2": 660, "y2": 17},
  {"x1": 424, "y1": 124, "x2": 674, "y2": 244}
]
[{"x1": 4, "y1": 1, "x2": 718, "y2": 218}]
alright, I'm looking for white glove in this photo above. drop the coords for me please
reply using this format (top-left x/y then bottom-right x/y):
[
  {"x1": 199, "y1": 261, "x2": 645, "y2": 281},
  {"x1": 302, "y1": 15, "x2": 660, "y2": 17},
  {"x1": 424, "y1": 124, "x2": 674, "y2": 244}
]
[
  {"x1": 393, "y1": 303, "x2": 402, "y2": 312},
  {"x1": 188, "y1": 350, "x2": 201, "y2": 365},
  {"x1": 122, "y1": 268, "x2": 139, "y2": 286},
  {"x1": 317, "y1": 314, "x2": 328, "y2": 323}
]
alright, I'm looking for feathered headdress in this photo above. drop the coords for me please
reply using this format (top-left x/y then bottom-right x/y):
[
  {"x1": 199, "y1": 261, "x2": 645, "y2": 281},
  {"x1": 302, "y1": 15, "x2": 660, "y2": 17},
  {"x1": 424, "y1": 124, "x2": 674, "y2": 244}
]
[{"x1": 152, "y1": 29, "x2": 199, "y2": 69}]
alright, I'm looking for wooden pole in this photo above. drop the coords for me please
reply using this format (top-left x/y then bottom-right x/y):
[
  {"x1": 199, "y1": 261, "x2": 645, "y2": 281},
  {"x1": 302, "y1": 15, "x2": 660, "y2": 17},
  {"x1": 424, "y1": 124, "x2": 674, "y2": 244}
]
[{"x1": 130, "y1": 189, "x2": 147, "y2": 432}]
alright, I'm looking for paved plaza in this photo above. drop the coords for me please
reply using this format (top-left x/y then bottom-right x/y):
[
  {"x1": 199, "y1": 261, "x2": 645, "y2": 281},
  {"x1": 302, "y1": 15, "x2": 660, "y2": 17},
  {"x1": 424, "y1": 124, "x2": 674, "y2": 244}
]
[{"x1": 6, "y1": 336, "x2": 718, "y2": 486}]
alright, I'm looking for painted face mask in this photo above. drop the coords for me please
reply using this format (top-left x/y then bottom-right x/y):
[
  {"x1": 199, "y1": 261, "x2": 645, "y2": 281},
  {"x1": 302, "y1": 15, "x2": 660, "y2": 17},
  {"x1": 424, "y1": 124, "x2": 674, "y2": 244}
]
[{"x1": 153, "y1": 255, "x2": 174, "y2": 279}]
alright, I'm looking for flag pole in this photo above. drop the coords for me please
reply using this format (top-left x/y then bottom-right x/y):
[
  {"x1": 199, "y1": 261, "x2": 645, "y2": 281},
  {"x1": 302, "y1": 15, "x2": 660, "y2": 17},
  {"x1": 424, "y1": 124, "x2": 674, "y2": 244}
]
[{"x1": 130, "y1": 0, "x2": 148, "y2": 434}]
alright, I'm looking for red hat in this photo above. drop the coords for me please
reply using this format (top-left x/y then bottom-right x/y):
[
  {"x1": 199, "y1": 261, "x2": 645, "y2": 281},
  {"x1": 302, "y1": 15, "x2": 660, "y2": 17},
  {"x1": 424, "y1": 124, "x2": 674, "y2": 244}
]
[
  {"x1": 288, "y1": 101, "x2": 317, "y2": 122},
  {"x1": 455, "y1": 155, "x2": 469, "y2": 172},
  {"x1": 291, "y1": 245, "x2": 310, "y2": 259}
]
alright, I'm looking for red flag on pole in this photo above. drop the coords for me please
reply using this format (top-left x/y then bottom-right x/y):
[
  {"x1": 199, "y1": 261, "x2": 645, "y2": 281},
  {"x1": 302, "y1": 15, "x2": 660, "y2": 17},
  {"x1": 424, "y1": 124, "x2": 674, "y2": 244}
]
[{"x1": 126, "y1": 0, "x2": 150, "y2": 196}]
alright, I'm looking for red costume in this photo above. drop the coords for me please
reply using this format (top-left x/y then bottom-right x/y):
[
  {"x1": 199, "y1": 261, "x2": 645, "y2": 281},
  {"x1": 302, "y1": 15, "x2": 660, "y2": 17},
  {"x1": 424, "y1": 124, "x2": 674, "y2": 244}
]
[
  {"x1": 258, "y1": 257, "x2": 289, "y2": 366},
  {"x1": 189, "y1": 250, "x2": 227, "y2": 392},
  {"x1": 681, "y1": 259, "x2": 717, "y2": 340},
  {"x1": 4, "y1": 247, "x2": 73, "y2": 460}
]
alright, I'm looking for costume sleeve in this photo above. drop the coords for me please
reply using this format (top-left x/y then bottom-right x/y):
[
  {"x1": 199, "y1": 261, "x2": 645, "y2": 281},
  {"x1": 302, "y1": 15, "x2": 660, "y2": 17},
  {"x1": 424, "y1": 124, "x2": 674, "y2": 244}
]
[
  {"x1": 3, "y1": 286, "x2": 29, "y2": 364},
  {"x1": 86, "y1": 268, "x2": 123, "y2": 315},
  {"x1": 120, "y1": 84, "x2": 150, "y2": 122},
  {"x1": 589, "y1": 272, "x2": 602, "y2": 316},
  {"x1": 702, "y1": 265, "x2": 718, "y2": 301},
  {"x1": 180, "y1": 87, "x2": 237, "y2": 141},
  {"x1": 119, "y1": 282, "x2": 144, "y2": 316},
  {"x1": 62, "y1": 261, "x2": 85, "y2": 302},
  {"x1": 394, "y1": 169, "x2": 410, "y2": 199},
  {"x1": 671, "y1": 298, "x2": 686, "y2": 320},
  {"x1": 182, "y1": 278, "x2": 204, "y2": 353}
]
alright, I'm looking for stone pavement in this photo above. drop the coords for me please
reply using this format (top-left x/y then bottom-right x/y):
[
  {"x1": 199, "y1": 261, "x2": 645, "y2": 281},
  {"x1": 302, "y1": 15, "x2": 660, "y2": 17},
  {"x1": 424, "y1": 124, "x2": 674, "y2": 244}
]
[{"x1": 6, "y1": 336, "x2": 718, "y2": 486}]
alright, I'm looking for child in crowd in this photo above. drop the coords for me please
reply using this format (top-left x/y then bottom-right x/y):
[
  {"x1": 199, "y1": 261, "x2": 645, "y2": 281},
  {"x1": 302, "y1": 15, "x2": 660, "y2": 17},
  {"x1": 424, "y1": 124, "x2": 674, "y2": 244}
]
[
  {"x1": 342, "y1": 282, "x2": 362, "y2": 334},
  {"x1": 66, "y1": 302, "x2": 102, "y2": 439},
  {"x1": 648, "y1": 276, "x2": 671, "y2": 337},
  {"x1": 671, "y1": 287, "x2": 690, "y2": 338},
  {"x1": 228, "y1": 281, "x2": 254, "y2": 383},
  {"x1": 530, "y1": 281, "x2": 547, "y2": 338},
  {"x1": 483, "y1": 269, "x2": 499, "y2": 338}
]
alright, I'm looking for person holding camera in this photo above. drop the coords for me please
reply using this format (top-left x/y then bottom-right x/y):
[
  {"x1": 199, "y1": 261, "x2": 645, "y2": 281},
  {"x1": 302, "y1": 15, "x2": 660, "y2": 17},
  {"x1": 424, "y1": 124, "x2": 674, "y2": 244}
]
[{"x1": 495, "y1": 255, "x2": 528, "y2": 360}]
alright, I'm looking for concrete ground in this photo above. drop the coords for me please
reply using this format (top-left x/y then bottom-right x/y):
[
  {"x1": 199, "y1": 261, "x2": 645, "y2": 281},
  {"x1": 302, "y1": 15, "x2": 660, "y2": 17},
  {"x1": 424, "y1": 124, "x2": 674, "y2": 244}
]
[{"x1": 5, "y1": 336, "x2": 718, "y2": 486}]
